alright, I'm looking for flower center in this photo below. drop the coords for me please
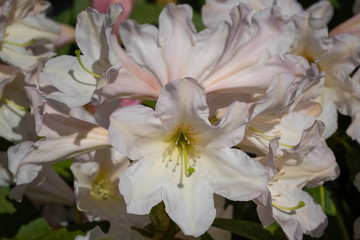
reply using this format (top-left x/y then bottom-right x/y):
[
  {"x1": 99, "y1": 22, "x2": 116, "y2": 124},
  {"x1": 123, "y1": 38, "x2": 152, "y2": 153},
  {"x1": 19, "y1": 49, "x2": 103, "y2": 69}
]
[
  {"x1": 91, "y1": 175, "x2": 123, "y2": 201},
  {"x1": 163, "y1": 131, "x2": 200, "y2": 179}
]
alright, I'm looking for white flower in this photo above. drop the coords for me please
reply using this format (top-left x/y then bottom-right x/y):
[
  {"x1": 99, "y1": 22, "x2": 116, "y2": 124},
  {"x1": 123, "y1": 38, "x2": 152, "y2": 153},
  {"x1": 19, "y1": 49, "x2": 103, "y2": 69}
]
[
  {"x1": 256, "y1": 121, "x2": 339, "y2": 240},
  {"x1": 108, "y1": 78, "x2": 268, "y2": 237},
  {"x1": 71, "y1": 148, "x2": 147, "y2": 227},
  {"x1": 43, "y1": 3, "x2": 123, "y2": 107},
  {"x1": 201, "y1": 0, "x2": 333, "y2": 27},
  {"x1": 94, "y1": 3, "x2": 309, "y2": 109},
  {"x1": 0, "y1": 0, "x2": 60, "y2": 71},
  {"x1": 7, "y1": 87, "x2": 110, "y2": 187}
]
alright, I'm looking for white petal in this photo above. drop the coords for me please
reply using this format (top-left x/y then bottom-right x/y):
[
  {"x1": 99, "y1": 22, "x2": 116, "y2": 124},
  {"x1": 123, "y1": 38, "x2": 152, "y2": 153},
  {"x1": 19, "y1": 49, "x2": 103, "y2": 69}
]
[
  {"x1": 109, "y1": 105, "x2": 165, "y2": 160},
  {"x1": 163, "y1": 174, "x2": 216, "y2": 237},
  {"x1": 306, "y1": 1, "x2": 334, "y2": 24},
  {"x1": 119, "y1": 150, "x2": 172, "y2": 214},
  {"x1": 197, "y1": 148, "x2": 268, "y2": 201},
  {"x1": 155, "y1": 78, "x2": 210, "y2": 131}
]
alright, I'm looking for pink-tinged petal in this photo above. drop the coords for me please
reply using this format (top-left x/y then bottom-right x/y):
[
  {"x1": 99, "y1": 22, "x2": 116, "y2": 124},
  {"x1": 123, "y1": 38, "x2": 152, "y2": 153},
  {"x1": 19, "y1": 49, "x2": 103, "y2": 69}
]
[
  {"x1": 96, "y1": 34, "x2": 161, "y2": 102},
  {"x1": 163, "y1": 174, "x2": 216, "y2": 237},
  {"x1": 120, "y1": 20, "x2": 168, "y2": 87},
  {"x1": 109, "y1": 105, "x2": 166, "y2": 160},
  {"x1": 330, "y1": 13, "x2": 360, "y2": 37},
  {"x1": 119, "y1": 151, "x2": 172, "y2": 214},
  {"x1": 306, "y1": 1, "x2": 334, "y2": 24},
  {"x1": 120, "y1": 10, "x2": 228, "y2": 86},
  {"x1": 197, "y1": 148, "x2": 268, "y2": 201},
  {"x1": 55, "y1": 22, "x2": 75, "y2": 47},
  {"x1": 203, "y1": 54, "x2": 309, "y2": 96},
  {"x1": 158, "y1": 3, "x2": 196, "y2": 81}
]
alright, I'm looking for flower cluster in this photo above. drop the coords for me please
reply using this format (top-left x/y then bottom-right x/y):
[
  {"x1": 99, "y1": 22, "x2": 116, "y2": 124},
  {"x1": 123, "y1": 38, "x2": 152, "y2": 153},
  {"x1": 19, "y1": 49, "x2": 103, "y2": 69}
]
[{"x1": 1, "y1": 0, "x2": 359, "y2": 239}]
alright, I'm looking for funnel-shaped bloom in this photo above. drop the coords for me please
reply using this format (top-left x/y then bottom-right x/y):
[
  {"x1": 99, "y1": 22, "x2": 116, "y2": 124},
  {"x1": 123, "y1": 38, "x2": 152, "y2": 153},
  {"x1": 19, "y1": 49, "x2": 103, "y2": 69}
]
[
  {"x1": 256, "y1": 121, "x2": 339, "y2": 240},
  {"x1": 0, "y1": 0, "x2": 60, "y2": 71},
  {"x1": 109, "y1": 78, "x2": 268, "y2": 236}
]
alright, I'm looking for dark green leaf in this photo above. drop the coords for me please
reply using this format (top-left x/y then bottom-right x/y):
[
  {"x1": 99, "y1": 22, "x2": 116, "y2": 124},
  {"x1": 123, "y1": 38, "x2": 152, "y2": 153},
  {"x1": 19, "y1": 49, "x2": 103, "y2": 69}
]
[
  {"x1": 142, "y1": 100, "x2": 157, "y2": 110},
  {"x1": 53, "y1": 158, "x2": 73, "y2": 180},
  {"x1": 4, "y1": 218, "x2": 51, "y2": 240},
  {"x1": 212, "y1": 218, "x2": 278, "y2": 240},
  {"x1": 200, "y1": 232, "x2": 215, "y2": 240},
  {"x1": 44, "y1": 228, "x2": 85, "y2": 240},
  {"x1": 130, "y1": 0, "x2": 163, "y2": 25},
  {"x1": 150, "y1": 202, "x2": 170, "y2": 232},
  {"x1": 0, "y1": 187, "x2": 16, "y2": 214}
]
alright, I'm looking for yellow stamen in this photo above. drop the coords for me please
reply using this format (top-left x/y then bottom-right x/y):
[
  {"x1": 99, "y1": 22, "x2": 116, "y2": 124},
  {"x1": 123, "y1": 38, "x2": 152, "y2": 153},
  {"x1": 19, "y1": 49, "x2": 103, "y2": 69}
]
[
  {"x1": 75, "y1": 50, "x2": 102, "y2": 78},
  {"x1": 272, "y1": 201, "x2": 305, "y2": 210},
  {"x1": 91, "y1": 179, "x2": 122, "y2": 201},
  {"x1": 2, "y1": 39, "x2": 35, "y2": 47},
  {"x1": 248, "y1": 126, "x2": 294, "y2": 148},
  {"x1": 2, "y1": 98, "x2": 30, "y2": 112}
]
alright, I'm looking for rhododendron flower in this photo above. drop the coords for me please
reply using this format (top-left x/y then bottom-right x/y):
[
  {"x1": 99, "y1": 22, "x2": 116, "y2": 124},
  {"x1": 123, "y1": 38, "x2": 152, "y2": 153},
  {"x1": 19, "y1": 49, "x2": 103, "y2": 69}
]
[
  {"x1": 202, "y1": 0, "x2": 333, "y2": 27},
  {"x1": 108, "y1": 78, "x2": 268, "y2": 236},
  {"x1": 8, "y1": 87, "x2": 111, "y2": 188},
  {"x1": 256, "y1": 121, "x2": 339, "y2": 240},
  {"x1": 240, "y1": 64, "x2": 324, "y2": 155},
  {"x1": 93, "y1": 3, "x2": 309, "y2": 108},
  {"x1": 0, "y1": 69, "x2": 37, "y2": 142},
  {"x1": 0, "y1": 0, "x2": 60, "y2": 71},
  {"x1": 43, "y1": 4, "x2": 123, "y2": 107},
  {"x1": 71, "y1": 148, "x2": 147, "y2": 227}
]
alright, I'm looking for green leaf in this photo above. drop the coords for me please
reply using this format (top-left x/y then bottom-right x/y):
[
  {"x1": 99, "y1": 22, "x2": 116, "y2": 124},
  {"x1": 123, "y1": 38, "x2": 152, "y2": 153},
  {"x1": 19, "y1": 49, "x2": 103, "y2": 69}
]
[
  {"x1": 0, "y1": 187, "x2": 16, "y2": 214},
  {"x1": 192, "y1": 11, "x2": 205, "y2": 32},
  {"x1": 200, "y1": 232, "x2": 215, "y2": 240},
  {"x1": 5, "y1": 218, "x2": 52, "y2": 240},
  {"x1": 44, "y1": 228, "x2": 85, "y2": 240},
  {"x1": 304, "y1": 186, "x2": 350, "y2": 240},
  {"x1": 130, "y1": 0, "x2": 163, "y2": 25},
  {"x1": 328, "y1": 0, "x2": 341, "y2": 9},
  {"x1": 212, "y1": 218, "x2": 279, "y2": 240},
  {"x1": 150, "y1": 202, "x2": 170, "y2": 232},
  {"x1": 53, "y1": 158, "x2": 73, "y2": 180},
  {"x1": 142, "y1": 100, "x2": 157, "y2": 110}
]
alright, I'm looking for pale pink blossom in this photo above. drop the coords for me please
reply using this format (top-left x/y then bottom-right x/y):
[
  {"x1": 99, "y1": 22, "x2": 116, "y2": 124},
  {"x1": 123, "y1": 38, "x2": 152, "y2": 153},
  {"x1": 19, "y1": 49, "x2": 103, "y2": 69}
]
[
  {"x1": 94, "y1": 3, "x2": 309, "y2": 109},
  {"x1": 256, "y1": 121, "x2": 339, "y2": 240},
  {"x1": 109, "y1": 78, "x2": 268, "y2": 236}
]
